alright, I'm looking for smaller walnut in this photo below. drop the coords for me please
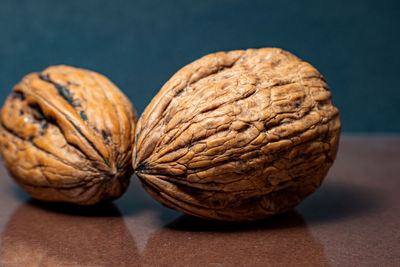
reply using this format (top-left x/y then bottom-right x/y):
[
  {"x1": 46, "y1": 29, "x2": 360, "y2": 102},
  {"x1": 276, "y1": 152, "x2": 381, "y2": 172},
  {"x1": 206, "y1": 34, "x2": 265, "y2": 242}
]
[{"x1": 0, "y1": 65, "x2": 137, "y2": 205}]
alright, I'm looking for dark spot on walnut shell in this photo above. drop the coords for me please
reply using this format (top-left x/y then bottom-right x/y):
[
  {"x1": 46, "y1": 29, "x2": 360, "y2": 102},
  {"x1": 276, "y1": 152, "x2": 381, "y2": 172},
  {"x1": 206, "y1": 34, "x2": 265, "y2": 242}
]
[
  {"x1": 133, "y1": 48, "x2": 341, "y2": 221},
  {"x1": 0, "y1": 65, "x2": 137, "y2": 205}
]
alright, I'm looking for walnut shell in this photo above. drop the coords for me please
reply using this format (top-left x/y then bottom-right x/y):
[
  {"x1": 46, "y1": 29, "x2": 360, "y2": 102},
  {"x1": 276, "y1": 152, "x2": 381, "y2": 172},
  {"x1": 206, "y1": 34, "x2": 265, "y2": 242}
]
[
  {"x1": 0, "y1": 65, "x2": 137, "y2": 205},
  {"x1": 133, "y1": 48, "x2": 341, "y2": 221}
]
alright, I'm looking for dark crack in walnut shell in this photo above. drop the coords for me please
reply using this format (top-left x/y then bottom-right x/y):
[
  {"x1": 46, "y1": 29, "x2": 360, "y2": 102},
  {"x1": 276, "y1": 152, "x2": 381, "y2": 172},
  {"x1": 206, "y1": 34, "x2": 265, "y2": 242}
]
[
  {"x1": 0, "y1": 65, "x2": 137, "y2": 205},
  {"x1": 133, "y1": 48, "x2": 341, "y2": 221}
]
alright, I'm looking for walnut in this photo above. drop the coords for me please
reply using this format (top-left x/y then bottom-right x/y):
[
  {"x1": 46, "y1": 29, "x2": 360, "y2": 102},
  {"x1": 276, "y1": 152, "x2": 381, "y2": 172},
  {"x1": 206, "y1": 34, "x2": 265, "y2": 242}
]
[
  {"x1": 133, "y1": 48, "x2": 341, "y2": 221},
  {"x1": 0, "y1": 65, "x2": 137, "y2": 205}
]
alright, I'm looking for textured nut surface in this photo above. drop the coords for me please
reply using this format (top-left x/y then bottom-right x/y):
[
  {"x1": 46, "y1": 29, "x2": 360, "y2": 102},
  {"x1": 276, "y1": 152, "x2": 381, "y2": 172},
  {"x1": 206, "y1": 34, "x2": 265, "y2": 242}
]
[
  {"x1": 0, "y1": 65, "x2": 137, "y2": 204},
  {"x1": 133, "y1": 48, "x2": 341, "y2": 221}
]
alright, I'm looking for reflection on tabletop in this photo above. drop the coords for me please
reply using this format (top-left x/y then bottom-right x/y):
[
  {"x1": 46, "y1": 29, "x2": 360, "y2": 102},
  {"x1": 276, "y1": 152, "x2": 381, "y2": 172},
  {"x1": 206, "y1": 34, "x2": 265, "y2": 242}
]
[
  {"x1": 1, "y1": 200, "x2": 327, "y2": 267},
  {"x1": 0, "y1": 169, "x2": 382, "y2": 267},
  {"x1": 1, "y1": 177, "x2": 332, "y2": 266},
  {"x1": 1, "y1": 201, "x2": 138, "y2": 266}
]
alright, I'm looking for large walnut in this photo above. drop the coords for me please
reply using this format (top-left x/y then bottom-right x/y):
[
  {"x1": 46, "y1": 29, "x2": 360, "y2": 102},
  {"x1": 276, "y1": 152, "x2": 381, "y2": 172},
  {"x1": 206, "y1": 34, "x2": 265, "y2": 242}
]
[
  {"x1": 133, "y1": 48, "x2": 341, "y2": 221},
  {"x1": 0, "y1": 65, "x2": 137, "y2": 205}
]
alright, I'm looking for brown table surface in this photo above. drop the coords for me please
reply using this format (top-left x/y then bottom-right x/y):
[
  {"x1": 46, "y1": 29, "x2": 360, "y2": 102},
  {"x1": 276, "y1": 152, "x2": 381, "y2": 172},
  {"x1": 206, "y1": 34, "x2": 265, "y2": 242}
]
[{"x1": 0, "y1": 136, "x2": 399, "y2": 267}]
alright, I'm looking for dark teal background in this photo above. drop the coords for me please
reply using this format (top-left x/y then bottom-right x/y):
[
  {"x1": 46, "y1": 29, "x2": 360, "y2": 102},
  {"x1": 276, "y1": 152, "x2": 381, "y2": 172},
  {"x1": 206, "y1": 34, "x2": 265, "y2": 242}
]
[{"x1": 1, "y1": 0, "x2": 399, "y2": 132}]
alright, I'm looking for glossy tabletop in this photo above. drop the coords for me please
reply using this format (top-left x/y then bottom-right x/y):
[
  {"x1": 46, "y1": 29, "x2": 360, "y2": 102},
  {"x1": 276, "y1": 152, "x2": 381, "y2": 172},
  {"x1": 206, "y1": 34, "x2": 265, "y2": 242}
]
[{"x1": 0, "y1": 136, "x2": 399, "y2": 266}]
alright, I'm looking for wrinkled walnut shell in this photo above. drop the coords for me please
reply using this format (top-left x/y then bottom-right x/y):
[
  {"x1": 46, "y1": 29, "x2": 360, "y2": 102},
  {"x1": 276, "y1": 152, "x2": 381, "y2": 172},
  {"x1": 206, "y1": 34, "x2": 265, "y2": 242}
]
[
  {"x1": 134, "y1": 48, "x2": 341, "y2": 221},
  {"x1": 0, "y1": 65, "x2": 137, "y2": 205}
]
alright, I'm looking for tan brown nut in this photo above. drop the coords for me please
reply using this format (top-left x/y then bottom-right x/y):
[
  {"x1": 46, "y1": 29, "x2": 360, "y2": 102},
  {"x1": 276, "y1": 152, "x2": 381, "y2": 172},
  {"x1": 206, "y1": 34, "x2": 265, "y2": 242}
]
[
  {"x1": 0, "y1": 65, "x2": 137, "y2": 205},
  {"x1": 133, "y1": 48, "x2": 341, "y2": 221}
]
